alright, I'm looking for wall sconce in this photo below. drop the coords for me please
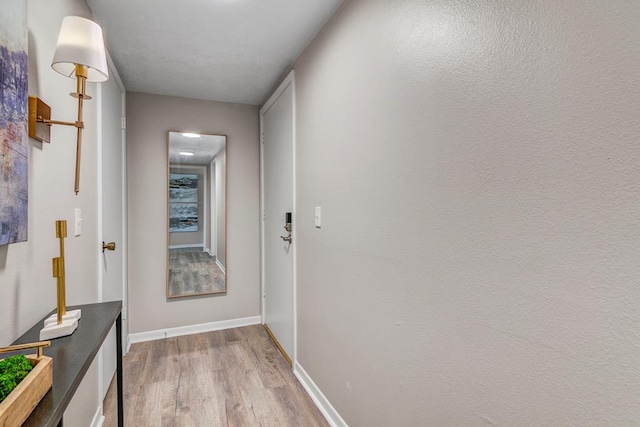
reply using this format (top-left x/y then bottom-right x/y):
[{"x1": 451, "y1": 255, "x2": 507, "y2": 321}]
[{"x1": 28, "y1": 16, "x2": 109, "y2": 194}]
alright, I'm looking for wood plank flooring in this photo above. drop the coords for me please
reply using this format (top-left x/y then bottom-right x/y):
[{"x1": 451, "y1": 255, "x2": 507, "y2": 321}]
[
  {"x1": 102, "y1": 325, "x2": 328, "y2": 427},
  {"x1": 169, "y1": 248, "x2": 225, "y2": 297}
]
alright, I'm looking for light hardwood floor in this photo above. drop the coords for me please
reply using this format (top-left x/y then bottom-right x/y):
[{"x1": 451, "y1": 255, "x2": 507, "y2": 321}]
[
  {"x1": 103, "y1": 326, "x2": 328, "y2": 427},
  {"x1": 168, "y1": 248, "x2": 225, "y2": 297}
]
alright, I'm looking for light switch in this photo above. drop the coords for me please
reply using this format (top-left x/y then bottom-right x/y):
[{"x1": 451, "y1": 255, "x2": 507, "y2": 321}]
[
  {"x1": 74, "y1": 208, "x2": 82, "y2": 236},
  {"x1": 315, "y1": 207, "x2": 321, "y2": 228}
]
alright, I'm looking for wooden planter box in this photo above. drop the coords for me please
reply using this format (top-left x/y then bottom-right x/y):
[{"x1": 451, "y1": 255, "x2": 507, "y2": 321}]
[{"x1": 0, "y1": 355, "x2": 53, "y2": 427}]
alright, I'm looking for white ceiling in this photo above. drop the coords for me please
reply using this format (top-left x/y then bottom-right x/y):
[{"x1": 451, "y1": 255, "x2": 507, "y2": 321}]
[
  {"x1": 86, "y1": 0, "x2": 343, "y2": 105},
  {"x1": 169, "y1": 132, "x2": 226, "y2": 166}
]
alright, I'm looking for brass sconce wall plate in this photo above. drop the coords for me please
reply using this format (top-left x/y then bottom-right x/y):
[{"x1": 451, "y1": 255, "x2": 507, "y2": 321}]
[{"x1": 28, "y1": 96, "x2": 51, "y2": 143}]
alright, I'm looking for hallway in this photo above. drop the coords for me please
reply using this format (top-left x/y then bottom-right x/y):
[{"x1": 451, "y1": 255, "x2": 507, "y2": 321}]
[{"x1": 103, "y1": 326, "x2": 327, "y2": 426}]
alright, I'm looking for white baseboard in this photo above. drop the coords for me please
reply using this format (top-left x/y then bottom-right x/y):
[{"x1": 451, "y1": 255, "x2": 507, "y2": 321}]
[
  {"x1": 128, "y1": 316, "x2": 261, "y2": 345},
  {"x1": 216, "y1": 258, "x2": 226, "y2": 274},
  {"x1": 169, "y1": 244, "x2": 204, "y2": 250},
  {"x1": 294, "y1": 362, "x2": 348, "y2": 427},
  {"x1": 126, "y1": 335, "x2": 132, "y2": 354},
  {"x1": 90, "y1": 404, "x2": 105, "y2": 427}
]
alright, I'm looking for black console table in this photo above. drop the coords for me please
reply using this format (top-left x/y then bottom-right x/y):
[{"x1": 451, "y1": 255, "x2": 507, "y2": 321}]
[{"x1": 10, "y1": 301, "x2": 123, "y2": 427}]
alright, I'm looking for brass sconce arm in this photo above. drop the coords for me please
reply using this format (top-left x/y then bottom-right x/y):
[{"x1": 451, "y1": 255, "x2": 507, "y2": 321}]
[
  {"x1": 37, "y1": 117, "x2": 83, "y2": 128},
  {"x1": 28, "y1": 64, "x2": 90, "y2": 195}
]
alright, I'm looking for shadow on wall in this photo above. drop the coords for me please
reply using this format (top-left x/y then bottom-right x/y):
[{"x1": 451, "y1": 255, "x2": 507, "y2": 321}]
[
  {"x1": 0, "y1": 244, "x2": 22, "y2": 338},
  {"x1": 11, "y1": 274, "x2": 20, "y2": 338},
  {"x1": 0, "y1": 245, "x2": 7, "y2": 269},
  {"x1": 27, "y1": 29, "x2": 39, "y2": 96}
]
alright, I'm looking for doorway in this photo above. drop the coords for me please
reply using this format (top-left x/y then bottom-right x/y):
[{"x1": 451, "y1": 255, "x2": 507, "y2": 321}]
[{"x1": 261, "y1": 70, "x2": 296, "y2": 366}]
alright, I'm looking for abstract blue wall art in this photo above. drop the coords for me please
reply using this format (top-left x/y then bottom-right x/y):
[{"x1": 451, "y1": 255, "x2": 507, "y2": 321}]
[
  {"x1": 169, "y1": 173, "x2": 199, "y2": 232},
  {"x1": 0, "y1": 0, "x2": 28, "y2": 246}
]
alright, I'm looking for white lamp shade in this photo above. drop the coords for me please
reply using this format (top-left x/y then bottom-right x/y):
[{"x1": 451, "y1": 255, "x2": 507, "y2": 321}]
[{"x1": 51, "y1": 16, "x2": 109, "y2": 82}]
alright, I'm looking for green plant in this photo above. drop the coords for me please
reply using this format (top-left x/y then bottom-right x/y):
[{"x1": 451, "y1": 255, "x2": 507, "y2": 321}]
[{"x1": 0, "y1": 355, "x2": 33, "y2": 403}]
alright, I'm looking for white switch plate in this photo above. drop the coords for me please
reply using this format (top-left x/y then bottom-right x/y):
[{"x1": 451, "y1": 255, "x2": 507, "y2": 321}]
[
  {"x1": 315, "y1": 207, "x2": 321, "y2": 228},
  {"x1": 74, "y1": 208, "x2": 82, "y2": 236}
]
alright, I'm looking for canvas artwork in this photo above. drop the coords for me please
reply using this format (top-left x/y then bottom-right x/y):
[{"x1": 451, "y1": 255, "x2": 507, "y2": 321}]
[
  {"x1": 169, "y1": 173, "x2": 198, "y2": 232},
  {"x1": 0, "y1": 0, "x2": 28, "y2": 246}
]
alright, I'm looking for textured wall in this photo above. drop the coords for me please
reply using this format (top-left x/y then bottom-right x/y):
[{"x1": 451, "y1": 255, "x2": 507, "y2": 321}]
[
  {"x1": 0, "y1": 1, "x2": 103, "y2": 425},
  {"x1": 127, "y1": 93, "x2": 259, "y2": 333},
  {"x1": 293, "y1": 0, "x2": 640, "y2": 424}
]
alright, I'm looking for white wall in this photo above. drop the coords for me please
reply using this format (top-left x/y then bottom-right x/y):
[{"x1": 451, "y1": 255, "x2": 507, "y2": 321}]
[
  {"x1": 292, "y1": 0, "x2": 640, "y2": 425},
  {"x1": 0, "y1": 1, "x2": 103, "y2": 425},
  {"x1": 215, "y1": 149, "x2": 226, "y2": 268},
  {"x1": 208, "y1": 160, "x2": 216, "y2": 255},
  {"x1": 127, "y1": 93, "x2": 259, "y2": 334}
]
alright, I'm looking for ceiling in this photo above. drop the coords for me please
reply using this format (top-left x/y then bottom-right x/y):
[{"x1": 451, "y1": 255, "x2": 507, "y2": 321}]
[
  {"x1": 169, "y1": 132, "x2": 226, "y2": 166},
  {"x1": 86, "y1": 0, "x2": 343, "y2": 105}
]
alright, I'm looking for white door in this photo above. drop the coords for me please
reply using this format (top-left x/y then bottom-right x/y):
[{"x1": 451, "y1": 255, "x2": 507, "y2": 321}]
[
  {"x1": 261, "y1": 71, "x2": 296, "y2": 365},
  {"x1": 98, "y1": 64, "x2": 126, "y2": 399}
]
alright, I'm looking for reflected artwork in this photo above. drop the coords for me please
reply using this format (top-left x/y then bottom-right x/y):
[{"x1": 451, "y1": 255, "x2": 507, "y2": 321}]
[{"x1": 169, "y1": 173, "x2": 198, "y2": 232}]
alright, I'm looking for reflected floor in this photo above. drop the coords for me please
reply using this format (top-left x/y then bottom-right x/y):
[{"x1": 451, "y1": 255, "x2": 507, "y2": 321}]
[{"x1": 169, "y1": 248, "x2": 225, "y2": 296}]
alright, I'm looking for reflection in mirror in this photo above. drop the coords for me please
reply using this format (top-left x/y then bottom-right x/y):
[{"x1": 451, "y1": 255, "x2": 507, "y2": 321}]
[{"x1": 167, "y1": 132, "x2": 226, "y2": 298}]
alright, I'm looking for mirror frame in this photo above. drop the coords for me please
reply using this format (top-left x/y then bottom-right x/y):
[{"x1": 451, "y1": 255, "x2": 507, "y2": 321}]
[{"x1": 166, "y1": 130, "x2": 228, "y2": 299}]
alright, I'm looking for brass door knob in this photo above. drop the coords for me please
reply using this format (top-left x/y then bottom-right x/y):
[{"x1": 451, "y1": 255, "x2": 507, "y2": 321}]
[{"x1": 102, "y1": 241, "x2": 116, "y2": 252}]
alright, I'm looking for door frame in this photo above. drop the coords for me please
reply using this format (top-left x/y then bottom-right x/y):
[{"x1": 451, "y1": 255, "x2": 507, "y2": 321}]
[
  {"x1": 259, "y1": 70, "x2": 297, "y2": 365},
  {"x1": 96, "y1": 53, "x2": 128, "y2": 403}
]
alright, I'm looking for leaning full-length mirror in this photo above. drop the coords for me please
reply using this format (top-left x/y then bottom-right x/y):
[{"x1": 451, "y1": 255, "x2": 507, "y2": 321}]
[{"x1": 167, "y1": 132, "x2": 227, "y2": 298}]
